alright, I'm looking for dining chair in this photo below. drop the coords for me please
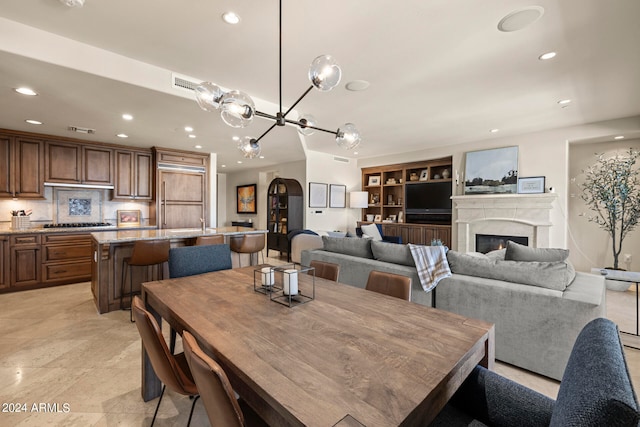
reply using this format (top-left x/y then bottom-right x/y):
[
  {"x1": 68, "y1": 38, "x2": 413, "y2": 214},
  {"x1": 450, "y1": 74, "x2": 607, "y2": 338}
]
[
  {"x1": 182, "y1": 331, "x2": 247, "y2": 427},
  {"x1": 365, "y1": 270, "x2": 412, "y2": 301},
  {"x1": 229, "y1": 234, "x2": 265, "y2": 267},
  {"x1": 195, "y1": 235, "x2": 225, "y2": 246},
  {"x1": 309, "y1": 260, "x2": 340, "y2": 281},
  {"x1": 121, "y1": 239, "x2": 170, "y2": 322},
  {"x1": 131, "y1": 296, "x2": 200, "y2": 427}
]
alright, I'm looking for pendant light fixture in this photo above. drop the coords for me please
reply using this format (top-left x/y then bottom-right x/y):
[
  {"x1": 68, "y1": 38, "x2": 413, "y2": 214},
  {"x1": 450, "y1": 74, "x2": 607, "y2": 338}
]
[{"x1": 195, "y1": 0, "x2": 361, "y2": 158}]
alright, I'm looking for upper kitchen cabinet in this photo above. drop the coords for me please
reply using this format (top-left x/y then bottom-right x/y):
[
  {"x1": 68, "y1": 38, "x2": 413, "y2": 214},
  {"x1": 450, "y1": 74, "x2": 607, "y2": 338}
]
[
  {"x1": 0, "y1": 134, "x2": 45, "y2": 199},
  {"x1": 113, "y1": 149, "x2": 153, "y2": 200},
  {"x1": 45, "y1": 141, "x2": 114, "y2": 187}
]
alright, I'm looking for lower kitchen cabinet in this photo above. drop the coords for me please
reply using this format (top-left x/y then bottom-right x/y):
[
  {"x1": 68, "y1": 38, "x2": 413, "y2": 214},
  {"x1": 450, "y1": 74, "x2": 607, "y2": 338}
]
[
  {"x1": 42, "y1": 233, "x2": 92, "y2": 284},
  {"x1": 0, "y1": 235, "x2": 8, "y2": 289},
  {"x1": 10, "y1": 234, "x2": 41, "y2": 287}
]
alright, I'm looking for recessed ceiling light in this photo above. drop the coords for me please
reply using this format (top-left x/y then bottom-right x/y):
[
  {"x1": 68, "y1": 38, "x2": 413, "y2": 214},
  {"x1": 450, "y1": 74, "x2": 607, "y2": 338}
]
[
  {"x1": 237, "y1": 160, "x2": 243, "y2": 164},
  {"x1": 259, "y1": 155, "x2": 265, "y2": 159},
  {"x1": 188, "y1": 134, "x2": 196, "y2": 139},
  {"x1": 497, "y1": 6, "x2": 544, "y2": 32},
  {"x1": 116, "y1": 133, "x2": 128, "y2": 138},
  {"x1": 558, "y1": 99, "x2": 571, "y2": 105},
  {"x1": 184, "y1": 126, "x2": 194, "y2": 132},
  {"x1": 538, "y1": 51, "x2": 556, "y2": 60},
  {"x1": 353, "y1": 152, "x2": 359, "y2": 155},
  {"x1": 614, "y1": 135, "x2": 625, "y2": 140},
  {"x1": 221, "y1": 164, "x2": 227, "y2": 168},
  {"x1": 194, "y1": 145, "x2": 202, "y2": 149},
  {"x1": 345, "y1": 80, "x2": 370, "y2": 91},
  {"x1": 122, "y1": 114, "x2": 133, "y2": 121},
  {"x1": 25, "y1": 119, "x2": 42, "y2": 125},
  {"x1": 222, "y1": 11, "x2": 240, "y2": 25},
  {"x1": 14, "y1": 87, "x2": 37, "y2": 96},
  {"x1": 490, "y1": 128, "x2": 500, "y2": 133},
  {"x1": 232, "y1": 136, "x2": 240, "y2": 141}
]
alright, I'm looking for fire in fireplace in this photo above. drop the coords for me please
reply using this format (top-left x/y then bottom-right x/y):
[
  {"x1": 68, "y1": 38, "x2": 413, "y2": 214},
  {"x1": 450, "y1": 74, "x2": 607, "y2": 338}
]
[{"x1": 475, "y1": 234, "x2": 528, "y2": 253}]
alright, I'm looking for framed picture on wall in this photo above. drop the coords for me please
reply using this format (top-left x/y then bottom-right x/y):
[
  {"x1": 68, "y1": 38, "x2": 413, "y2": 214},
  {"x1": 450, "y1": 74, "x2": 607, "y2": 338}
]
[
  {"x1": 309, "y1": 182, "x2": 328, "y2": 208},
  {"x1": 329, "y1": 184, "x2": 346, "y2": 208},
  {"x1": 117, "y1": 210, "x2": 141, "y2": 226},
  {"x1": 237, "y1": 184, "x2": 257, "y2": 213}
]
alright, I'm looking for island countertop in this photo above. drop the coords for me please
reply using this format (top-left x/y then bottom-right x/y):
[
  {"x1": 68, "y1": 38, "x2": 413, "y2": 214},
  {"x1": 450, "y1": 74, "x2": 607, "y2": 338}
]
[{"x1": 91, "y1": 226, "x2": 266, "y2": 244}]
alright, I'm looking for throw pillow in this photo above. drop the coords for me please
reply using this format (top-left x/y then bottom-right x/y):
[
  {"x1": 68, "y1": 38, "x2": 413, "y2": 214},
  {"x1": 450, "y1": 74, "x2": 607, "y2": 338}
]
[
  {"x1": 371, "y1": 240, "x2": 415, "y2": 266},
  {"x1": 505, "y1": 241, "x2": 569, "y2": 262},
  {"x1": 360, "y1": 223, "x2": 383, "y2": 241},
  {"x1": 321, "y1": 236, "x2": 373, "y2": 259}
]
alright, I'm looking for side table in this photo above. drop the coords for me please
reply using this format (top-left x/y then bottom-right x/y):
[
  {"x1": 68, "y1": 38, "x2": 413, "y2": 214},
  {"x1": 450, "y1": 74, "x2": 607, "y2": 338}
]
[{"x1": 595, "y1": 269, "x2": 640, "y2": 348}]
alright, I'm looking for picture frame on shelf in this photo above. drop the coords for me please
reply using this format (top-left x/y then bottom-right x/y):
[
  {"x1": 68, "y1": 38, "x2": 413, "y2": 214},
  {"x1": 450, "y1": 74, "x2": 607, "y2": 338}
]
[
  {"x1": 373, "y1": 214, "x2": 382, "y2": 222},
  {"x1": 117, "y1": 210, "x2": 141, "y2": 227},
  {"x1": 368, "y1": 175, "x2": 381, "y2": 186},
  {"x1": 329, "y1": 184, "x2": 346, "y2": 208},
  {"x1": 309, "y1": 182, "x2": 328, "y2": 208},
  {"x1": 419, "y1": 169, "x2": 429, "y2": 181},
  {"x1": 237, "y1": 184, "x2": 257, "y2": 213},
  {"x1": 517, "y1": 176, "x2": 545, "y2": 194}
]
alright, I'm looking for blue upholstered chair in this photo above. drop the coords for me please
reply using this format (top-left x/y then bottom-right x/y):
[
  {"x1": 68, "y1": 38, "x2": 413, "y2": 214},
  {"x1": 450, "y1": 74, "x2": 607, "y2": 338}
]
[
  {"x1": 168, "y1": 244, "x2": 232, "y2": 278},
  {"x1": 429, "y1": 317, "x2": 640, "y2": 427}
]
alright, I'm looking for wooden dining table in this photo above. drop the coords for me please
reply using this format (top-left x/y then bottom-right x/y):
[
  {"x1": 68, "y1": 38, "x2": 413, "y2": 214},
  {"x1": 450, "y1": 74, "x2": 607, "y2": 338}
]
[{"x1": 141, "y1": 266, "x2": 494, "y2": 426}]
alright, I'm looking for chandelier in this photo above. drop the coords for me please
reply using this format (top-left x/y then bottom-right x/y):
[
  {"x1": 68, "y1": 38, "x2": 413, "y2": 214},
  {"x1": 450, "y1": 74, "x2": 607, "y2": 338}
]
[{"x1": 194, "y1": 0, "x2": 362, "y2": 159}]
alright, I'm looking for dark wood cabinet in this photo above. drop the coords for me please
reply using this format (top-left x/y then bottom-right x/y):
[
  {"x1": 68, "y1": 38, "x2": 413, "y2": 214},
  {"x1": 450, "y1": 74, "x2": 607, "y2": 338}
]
[
  {"x1": 0, "y1": 235, "x2": 8, "y2": 289},
  {"x1": 154, "y1": 148, "x2": 209, "y2": 229},
  {"x1": 267, "y1": 178, "x2": 303, "y2": 257},
  {"x1": 0, "y1": 135, "x2": 45, "y2": 199},
  {"x1": 10, "y1": 234, "x2": 41, "y2": 287},
  {"x1": 113, "y1": 149, "x2": 153, "y2": 200},
  {"x1": 42, "y1": 233, "x2": 92, "y2": 284},
  {"x1": 358, "y1": 222, "x2": 452, "y2": 247},
  {"x1": 45, "y1": 141, "x2": 114, "y2": 186}
]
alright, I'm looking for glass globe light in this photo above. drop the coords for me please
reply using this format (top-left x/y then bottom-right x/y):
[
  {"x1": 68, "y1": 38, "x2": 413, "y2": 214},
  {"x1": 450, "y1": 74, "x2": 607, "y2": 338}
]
[
  {"x1": 220, "y1": 90, "x2": 255, "y2": 128},
  {"x1": 335, "y1": 123, "x2": 361, "y2": 150},
  {"x1": 297, "y1": 114, "x2": 317, "y2": 136},
  {"x1": 308, "y1": 55, "x2": 342, "y2": 92},
  {"x1": 195, "y1": 82, "x2": 225, "y2": 112},
  {"x1": 237, "y1": 137, "x2": 261, "y2": 159}
]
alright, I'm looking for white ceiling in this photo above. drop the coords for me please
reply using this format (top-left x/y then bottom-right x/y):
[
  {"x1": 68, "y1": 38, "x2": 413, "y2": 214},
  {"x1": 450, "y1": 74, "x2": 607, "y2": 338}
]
[{"x1": 1, "y1": 0, "x2": 639, "y2": 172}]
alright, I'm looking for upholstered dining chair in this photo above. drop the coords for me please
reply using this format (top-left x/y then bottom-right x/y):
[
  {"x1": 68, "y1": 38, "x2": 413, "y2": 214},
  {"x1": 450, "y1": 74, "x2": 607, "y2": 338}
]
[
  {"x1": 365, "y1": 270, "x2": 412, "y2": 301},
  {"x1": 121, "y1": 239, "x2": 170, "y2": 322},
  {"x1": 195, "y1": 234, "x2": 225, "y2": 246},
  {"x1": 182, "y1": 331, "x2": 248, "y2": 427},
  {"x1": 229, "y1": 234, "x2": 265, "y2": 267},
  {"x1": 131, "y1": 296, "x2": 200, "y2": 427},
  {"x1": 309, "y1": 260, "x2": 340, "y2": 282}
]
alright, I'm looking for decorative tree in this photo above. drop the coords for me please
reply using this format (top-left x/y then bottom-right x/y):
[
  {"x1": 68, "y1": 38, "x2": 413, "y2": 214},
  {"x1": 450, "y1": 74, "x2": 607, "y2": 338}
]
[{"x1": 580, "y1": 148, "x2": 640, "y2": 269}]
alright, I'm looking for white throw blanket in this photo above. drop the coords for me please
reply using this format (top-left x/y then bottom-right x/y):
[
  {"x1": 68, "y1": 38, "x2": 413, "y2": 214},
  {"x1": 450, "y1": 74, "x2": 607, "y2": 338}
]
[{"x1": 409, "y1": 244, "x2": 451, "y2": 292}]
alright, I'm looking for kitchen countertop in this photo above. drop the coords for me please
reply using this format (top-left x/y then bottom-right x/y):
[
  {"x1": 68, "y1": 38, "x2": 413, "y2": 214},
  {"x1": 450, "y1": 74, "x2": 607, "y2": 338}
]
[
  {"x1": 91, "y1": 226, "x2": 267, "y2": 244},
  {"x1": 0, "y1": 224, "x2": 156, "y2": 235}
]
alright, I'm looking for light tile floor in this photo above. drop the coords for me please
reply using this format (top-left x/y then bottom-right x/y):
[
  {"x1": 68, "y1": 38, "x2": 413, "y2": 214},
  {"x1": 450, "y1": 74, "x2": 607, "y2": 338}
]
[{"x1": 1, "y1": 266, "x2": 638, "y2": 426}]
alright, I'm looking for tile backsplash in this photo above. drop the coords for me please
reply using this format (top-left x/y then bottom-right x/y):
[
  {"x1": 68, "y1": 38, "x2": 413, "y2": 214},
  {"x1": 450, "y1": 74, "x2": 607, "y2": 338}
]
[{"x1": 0, "y1": 187, "x2": 150, "y2": 226}]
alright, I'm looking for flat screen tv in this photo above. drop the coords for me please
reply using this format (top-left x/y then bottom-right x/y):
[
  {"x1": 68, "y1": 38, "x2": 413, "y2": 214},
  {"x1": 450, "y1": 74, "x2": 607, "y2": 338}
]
[{"x1": 405, "y1": 182, "x2": 452, "y2": 213}]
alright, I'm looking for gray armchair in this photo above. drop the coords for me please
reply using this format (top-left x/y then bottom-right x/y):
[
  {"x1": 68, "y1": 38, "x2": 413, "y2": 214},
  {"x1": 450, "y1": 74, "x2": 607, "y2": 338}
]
[{"x1": 430, "y1": 318, "x2": 639, "y2": 427}]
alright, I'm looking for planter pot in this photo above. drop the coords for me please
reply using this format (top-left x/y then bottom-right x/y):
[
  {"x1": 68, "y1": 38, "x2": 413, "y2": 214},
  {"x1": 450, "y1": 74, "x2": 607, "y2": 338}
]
[{"x1": 591, "y1": 268, "x2": 632, "y2": 291}]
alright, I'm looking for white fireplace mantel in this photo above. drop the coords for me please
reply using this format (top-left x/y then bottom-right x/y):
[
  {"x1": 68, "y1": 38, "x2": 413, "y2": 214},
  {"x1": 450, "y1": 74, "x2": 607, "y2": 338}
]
[{"x1": 452, "y1": 193, "x2": 558, "y2": 252}]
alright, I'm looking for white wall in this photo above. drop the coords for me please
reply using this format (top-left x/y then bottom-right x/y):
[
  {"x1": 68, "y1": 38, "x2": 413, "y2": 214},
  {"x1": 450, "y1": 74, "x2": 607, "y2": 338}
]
[
  {"x1": 569, "y1": 139, "x2": 640, "y2": 272},
  {"x1": 220, "y1": 160, "x2": 306, "y2": 230},
  {"x1": 304, "y1": 150, "x2": 362, "y2": 234}
]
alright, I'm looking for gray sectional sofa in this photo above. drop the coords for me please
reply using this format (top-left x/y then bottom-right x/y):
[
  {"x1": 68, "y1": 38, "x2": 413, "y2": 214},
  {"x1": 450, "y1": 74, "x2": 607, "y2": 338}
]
[{"x1": 301, "y1": 237, "x2": 606, "y2": 380}]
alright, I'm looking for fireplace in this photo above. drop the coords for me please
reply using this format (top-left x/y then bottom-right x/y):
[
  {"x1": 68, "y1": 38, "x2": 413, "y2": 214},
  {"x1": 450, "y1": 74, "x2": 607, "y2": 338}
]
[{"x1": 475, "y1": 234, "x2": 528, "y2": 254}]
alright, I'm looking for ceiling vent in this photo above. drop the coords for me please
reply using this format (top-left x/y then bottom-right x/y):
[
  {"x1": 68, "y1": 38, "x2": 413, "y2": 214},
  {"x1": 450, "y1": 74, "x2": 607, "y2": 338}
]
[
  {"x1": 68, "y1": 126, "x2": 95, "y2": 134},
  {"x1": 172, "y1": 72, "x2": 201, "y2": 93},
  {"x1": 333, "y1": 156, "x2": 350, "y2": 163}
]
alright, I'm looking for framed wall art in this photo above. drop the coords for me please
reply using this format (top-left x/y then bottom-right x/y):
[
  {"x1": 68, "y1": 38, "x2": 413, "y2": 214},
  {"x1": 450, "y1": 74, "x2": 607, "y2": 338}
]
[
  {"x1": 464, "y1": 146, "x2": 518, "y2": 194},
  {"x1": 329, "y1": 184, "x2": 346, "y2": 208},
  {"x1": 117, "y1": 210, "x2": 141, "y2": 226},
  {"x1": 237, "y1": 184, "x2": 257, "y2": 214},
  {"x1": 309, "y1": 182, "x2": 328, "y2": 208},
  {"x1": 518, "y1": 176, "x2": 545, "y2": 194}
]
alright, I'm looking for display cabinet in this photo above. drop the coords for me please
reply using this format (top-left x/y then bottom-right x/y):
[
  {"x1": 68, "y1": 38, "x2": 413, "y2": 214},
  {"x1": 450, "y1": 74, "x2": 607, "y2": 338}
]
[{"x1": 266, "y1": 178, "x2": 303, "y2": 257}]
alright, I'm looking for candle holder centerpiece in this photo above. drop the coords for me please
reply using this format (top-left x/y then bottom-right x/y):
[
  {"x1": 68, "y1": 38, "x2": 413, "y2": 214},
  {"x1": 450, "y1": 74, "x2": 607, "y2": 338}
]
[
  {"x1": 269, "y1": 264, "x2": 315, "y2": 307},
  {"x1": 253, "y1": 265, "x2": 281, "y2": 294}
]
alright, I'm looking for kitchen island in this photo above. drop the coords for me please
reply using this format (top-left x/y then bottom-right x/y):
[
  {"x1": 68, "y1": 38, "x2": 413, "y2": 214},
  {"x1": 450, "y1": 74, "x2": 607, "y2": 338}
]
[{"x1": 90, "y1": 227, "x2": 267, "y2": 313}]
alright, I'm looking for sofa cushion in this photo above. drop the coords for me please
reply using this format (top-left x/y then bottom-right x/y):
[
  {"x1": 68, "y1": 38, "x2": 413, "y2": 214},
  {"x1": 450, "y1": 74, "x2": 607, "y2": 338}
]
[
  {"x1": 447, "y1": 250, "x2": 575, "y2": 291},
  {"x1": 321, "y1": 236, "x2": 373, "y2": 259},
  {"x1": 371, "y1": 240, "x2": 415, "y2": 267},
  {"x1": 505, "y1": 241, "x2": 569, "y2": 262},
  {"x1": 361, "y1": 223, "x2": 383, "y2": 241}
]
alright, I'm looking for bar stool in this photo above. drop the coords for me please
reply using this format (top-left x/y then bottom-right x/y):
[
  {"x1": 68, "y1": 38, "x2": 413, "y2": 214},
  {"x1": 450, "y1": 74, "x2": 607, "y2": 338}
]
[
  {"x1": 195, "y1": 235, "x2": 225, "y2": 246},
  {"x1": 229, "y1": 234, "x2": 265, "y2": 267},
  {"x1": 121, "y1": 239, "x2": 170, "y2": 322}
]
